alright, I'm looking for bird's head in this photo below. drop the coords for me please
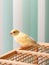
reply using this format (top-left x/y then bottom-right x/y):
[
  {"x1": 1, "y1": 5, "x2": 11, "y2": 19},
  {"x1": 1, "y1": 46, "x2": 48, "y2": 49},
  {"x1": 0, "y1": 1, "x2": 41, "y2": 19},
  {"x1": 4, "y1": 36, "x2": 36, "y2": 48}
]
[{"x1": 10, "y1": 29, "x2": 20, "y2": 36}]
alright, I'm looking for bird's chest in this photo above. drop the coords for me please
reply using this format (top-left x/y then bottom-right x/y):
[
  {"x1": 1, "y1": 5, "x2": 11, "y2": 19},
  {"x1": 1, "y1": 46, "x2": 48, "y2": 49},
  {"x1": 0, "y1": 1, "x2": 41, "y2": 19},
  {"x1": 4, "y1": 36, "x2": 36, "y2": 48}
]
[
  {"x1": 16, "y1": 36, "x2": 26, "y2": 43},
  {"x1": 14, "y1": 33, "x2": 26, "y2": 43}
]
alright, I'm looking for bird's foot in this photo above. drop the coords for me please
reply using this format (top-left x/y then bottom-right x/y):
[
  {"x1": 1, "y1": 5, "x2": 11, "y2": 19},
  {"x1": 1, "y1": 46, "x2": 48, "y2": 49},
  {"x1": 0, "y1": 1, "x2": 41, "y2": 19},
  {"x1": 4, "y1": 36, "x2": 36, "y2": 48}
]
[{"x1": 19, "y1": 46, "x2": 25, "y2": 49}]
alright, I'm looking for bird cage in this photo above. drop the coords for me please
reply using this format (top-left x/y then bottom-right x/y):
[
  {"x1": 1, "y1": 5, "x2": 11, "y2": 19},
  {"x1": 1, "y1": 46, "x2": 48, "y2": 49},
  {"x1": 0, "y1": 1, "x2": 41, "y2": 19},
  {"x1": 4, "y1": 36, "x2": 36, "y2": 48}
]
[
  {"x1": 0, "y1": 49, "x2": 49, "y2": 65},
  {"x1": 19, "y1": 42, "x2": 49, "y2": 53}
]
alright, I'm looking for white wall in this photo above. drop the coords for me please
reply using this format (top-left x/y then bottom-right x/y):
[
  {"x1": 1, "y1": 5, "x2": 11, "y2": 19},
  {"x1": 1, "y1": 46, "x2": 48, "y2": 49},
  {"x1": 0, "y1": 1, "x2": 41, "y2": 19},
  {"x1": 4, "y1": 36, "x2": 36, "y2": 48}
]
[
  {"x1": 0, "y1": 0, "x2": 3, "y2": 55},
  {"x1": 13, "y1": 0, "x2": 23, "y2": 49}
]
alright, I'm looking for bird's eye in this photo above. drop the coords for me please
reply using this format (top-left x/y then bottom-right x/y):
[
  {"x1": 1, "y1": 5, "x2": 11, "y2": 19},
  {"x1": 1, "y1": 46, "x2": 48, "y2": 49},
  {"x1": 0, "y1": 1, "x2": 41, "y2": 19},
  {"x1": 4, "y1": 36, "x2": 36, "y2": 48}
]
[{"x1": 13, "y1": 31, "x2": 15, "y2": 33}]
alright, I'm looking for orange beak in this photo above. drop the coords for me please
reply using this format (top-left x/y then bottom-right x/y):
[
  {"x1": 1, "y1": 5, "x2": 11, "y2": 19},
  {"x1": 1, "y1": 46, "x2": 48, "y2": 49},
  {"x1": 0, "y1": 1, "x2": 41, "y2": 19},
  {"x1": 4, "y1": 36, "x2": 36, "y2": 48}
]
[{"x1": 10, "y1": 32, "x2": 12, "y2": 35}]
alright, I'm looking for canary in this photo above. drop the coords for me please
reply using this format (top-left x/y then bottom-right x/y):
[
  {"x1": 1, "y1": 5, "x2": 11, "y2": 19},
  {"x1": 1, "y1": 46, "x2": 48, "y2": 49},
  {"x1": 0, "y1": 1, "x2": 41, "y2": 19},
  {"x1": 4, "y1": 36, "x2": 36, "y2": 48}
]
[{"x1": 10, "y1": 29, "x2": 37, "y2": 47}]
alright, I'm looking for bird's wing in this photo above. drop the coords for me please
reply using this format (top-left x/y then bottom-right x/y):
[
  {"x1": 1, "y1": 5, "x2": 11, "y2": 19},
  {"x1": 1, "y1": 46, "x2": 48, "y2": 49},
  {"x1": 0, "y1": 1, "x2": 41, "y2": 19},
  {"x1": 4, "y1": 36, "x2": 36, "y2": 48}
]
[
  {"x1": 19, "y1": 34, "x2": 36, "y2": 44},
  {"x1": 15, "y1": 33, "x2": 37, "y2": 46},
  {"x1": 25, "y1": 35, "x2": 36, "y2": 44}
]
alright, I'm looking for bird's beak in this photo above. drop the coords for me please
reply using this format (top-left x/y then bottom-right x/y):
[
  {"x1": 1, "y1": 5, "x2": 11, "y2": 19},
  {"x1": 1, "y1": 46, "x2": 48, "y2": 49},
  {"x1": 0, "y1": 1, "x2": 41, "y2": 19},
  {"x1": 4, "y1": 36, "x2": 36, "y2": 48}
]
[{"x1": 10, "y1": 32, "x2": 12, "y2": 35}]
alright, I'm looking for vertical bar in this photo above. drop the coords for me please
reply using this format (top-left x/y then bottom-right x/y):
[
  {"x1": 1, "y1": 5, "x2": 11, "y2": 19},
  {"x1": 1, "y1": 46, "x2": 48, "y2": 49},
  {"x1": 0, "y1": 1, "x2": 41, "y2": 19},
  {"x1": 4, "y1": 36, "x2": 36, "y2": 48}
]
[
  {"x1": 30, "y1": 0, "x2": 38, "y2": 41},
  {"x1": 45, "y1": 0, "x2": 49, "y2": 42},
  {"x1": 0, "y1": 0, "x2": 3, "y2": 55},
  {"x1": 3, "y1": 0, "x2": 13, "y2": 53},
  {"x1": 38, "y1": 0, "x2": 45, "y2": 42},
  {"x1": 13, "y1": 0, "x2": 23, "y2": 48}
]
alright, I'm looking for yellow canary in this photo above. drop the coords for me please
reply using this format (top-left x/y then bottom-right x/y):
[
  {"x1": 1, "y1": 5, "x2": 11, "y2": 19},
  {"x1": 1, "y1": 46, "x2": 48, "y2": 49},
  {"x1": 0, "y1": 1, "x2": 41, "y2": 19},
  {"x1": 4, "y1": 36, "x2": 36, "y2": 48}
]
[{"x1": 10, "y1": 29, "x2": 37, "y2": 47}]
